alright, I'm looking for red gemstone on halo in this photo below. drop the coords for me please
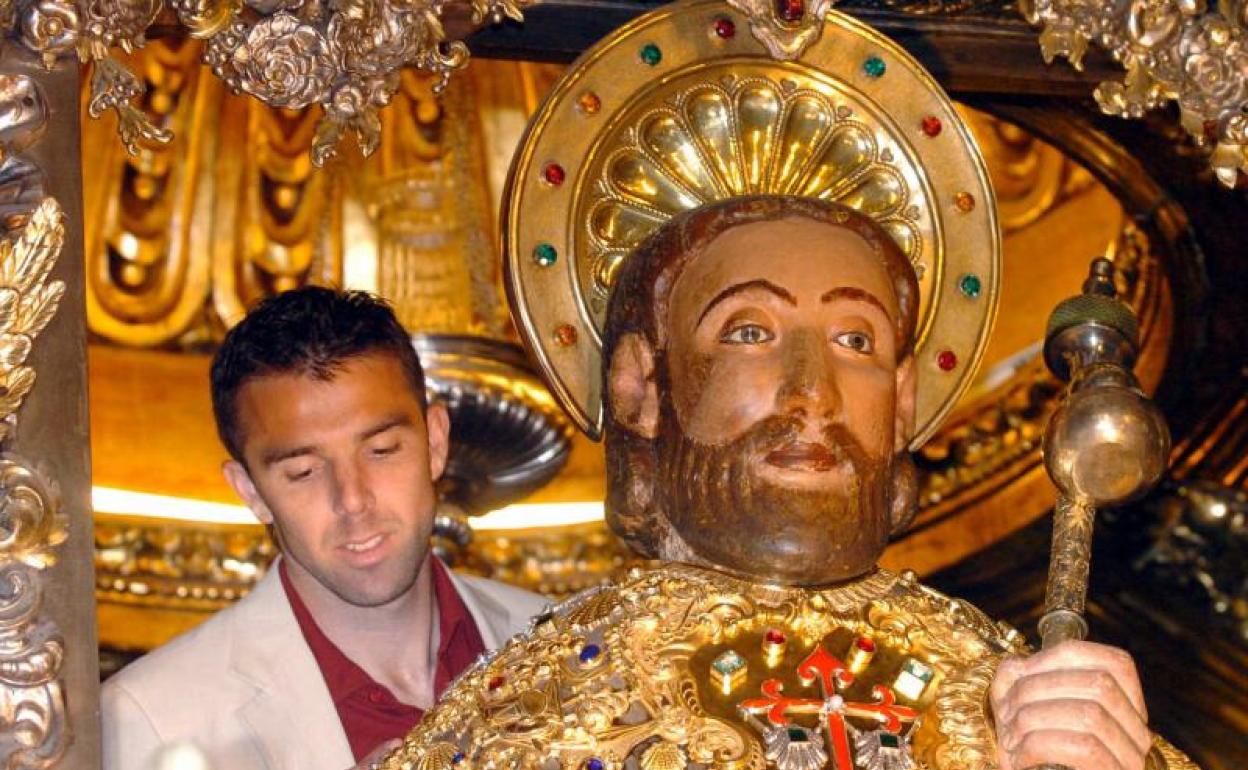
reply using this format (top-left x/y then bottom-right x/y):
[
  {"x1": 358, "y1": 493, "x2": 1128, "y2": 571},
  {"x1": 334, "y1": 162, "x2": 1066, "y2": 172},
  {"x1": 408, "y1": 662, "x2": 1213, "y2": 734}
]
[
  {"x1": 855, "y1": 637, "x2": 876, "y2": 653},
  {"x1": 764, "y1": 629, "x2": 787, "y2": 645},
  {"x1": 488, "y1": 675, "x2": 506, "y2": 690},
  {"x1": 921, "y1": 116, "x2": 942, "y2": 137},
  {"x1": 715, "y1": 18, "x2": 736, "y2": 38},
  {"x1": 776, "y1": 0, "x2": 804, "y2": 22},
  {"x1": 937, "y1": 350, "x2": 958, "y2": 371},
  {"x1": 543, "y1": 163, "x2": 566, "y2": 186}
]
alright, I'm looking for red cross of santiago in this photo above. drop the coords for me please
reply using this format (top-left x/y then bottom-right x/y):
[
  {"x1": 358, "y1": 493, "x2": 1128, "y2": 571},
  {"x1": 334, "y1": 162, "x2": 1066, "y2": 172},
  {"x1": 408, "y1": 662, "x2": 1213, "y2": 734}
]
[{"x1": 738, "y1": 645, "x2": 918, "y2": 770}]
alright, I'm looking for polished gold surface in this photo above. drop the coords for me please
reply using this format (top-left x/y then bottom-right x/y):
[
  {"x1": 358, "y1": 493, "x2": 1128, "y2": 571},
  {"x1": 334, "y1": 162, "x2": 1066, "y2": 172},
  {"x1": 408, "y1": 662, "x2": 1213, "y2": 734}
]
[
  {"x1": 382, "y1": 563, "x2": 1194, "y2": 770},
  {"x1": 504, "y1": 0, "x2": 1001, "y2": 446}
]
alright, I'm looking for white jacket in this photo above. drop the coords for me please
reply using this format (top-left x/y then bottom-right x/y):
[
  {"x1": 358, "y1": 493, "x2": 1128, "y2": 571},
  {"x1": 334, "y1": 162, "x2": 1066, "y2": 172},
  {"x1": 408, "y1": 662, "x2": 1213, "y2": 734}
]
[{"x1": 101, "y1": 562, "x2": 547, "y2": 770}]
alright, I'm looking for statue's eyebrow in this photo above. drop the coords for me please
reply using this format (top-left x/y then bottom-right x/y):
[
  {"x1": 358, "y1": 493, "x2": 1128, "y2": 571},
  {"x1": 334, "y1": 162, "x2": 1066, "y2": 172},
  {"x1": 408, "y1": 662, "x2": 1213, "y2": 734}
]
[
  {"x1": 820, "y1": 286, "x2": 890, "y2": 318},
  {"x1": 696, "y1": 279, "x2": 796, "y2": 328}
]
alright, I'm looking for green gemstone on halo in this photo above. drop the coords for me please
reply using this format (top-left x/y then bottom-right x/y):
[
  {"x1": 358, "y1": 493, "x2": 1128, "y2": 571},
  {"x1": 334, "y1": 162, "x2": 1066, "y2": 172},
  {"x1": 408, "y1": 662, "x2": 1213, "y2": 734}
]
[
  {"x1": 533, "y1": 243, "x2": 557, "y2": 266},
  {"x1": 863, "y1": 56, "x2": 886, "y2": 78},
  {"x1": 640, "y1": 43, "x2": 662, "y2": 66},
  {"x1": 959, "y1": 273, "x2": 982, "y2": 298}
]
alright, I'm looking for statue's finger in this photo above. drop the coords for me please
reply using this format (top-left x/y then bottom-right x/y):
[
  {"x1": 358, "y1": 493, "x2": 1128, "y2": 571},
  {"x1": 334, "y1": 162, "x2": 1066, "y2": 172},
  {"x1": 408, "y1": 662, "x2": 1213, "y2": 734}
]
[
  {"x1": 1007, "y1": 727, "x2": 1131, "y2": 770},
  {"x1": 995, "y1": 667, "x2": 1150, "y2": 753}
]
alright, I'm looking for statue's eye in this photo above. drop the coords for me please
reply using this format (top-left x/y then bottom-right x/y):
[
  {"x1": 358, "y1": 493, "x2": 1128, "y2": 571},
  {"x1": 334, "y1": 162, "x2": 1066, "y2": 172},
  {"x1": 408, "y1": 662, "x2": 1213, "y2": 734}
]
[
  {"x1": 720, "y1": 323, "x2": 774, "y2": 345},
  {"x1": 834, "y1": 330, "x2": 874, "y2": 353}
]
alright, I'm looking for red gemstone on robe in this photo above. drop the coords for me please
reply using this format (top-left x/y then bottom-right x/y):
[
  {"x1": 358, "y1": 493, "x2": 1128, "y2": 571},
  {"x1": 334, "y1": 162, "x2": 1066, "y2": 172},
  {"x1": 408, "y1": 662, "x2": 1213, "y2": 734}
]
[
  {"x1": 488, "y1": 675, "x2": 506, "y2": 690},
  {"x1": 765, "y1": 629, "x2": 787, "y2": 645},
  {"x1": 855, "y1": 637, "x2": 876, "y2": 653}
]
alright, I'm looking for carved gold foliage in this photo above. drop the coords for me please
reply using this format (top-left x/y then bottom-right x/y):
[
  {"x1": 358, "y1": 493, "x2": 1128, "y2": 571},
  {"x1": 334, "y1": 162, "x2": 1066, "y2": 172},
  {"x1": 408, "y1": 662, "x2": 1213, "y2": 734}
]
[
  {"x1": 1023, "y1": 0, "x2": 1248, "y2": 186},
  {"x1": 0, "y1": 194, "x2": 70, "y2": 768},
  {"x1": 0, "y1": 199, "x2": 64, "y2": 443}
]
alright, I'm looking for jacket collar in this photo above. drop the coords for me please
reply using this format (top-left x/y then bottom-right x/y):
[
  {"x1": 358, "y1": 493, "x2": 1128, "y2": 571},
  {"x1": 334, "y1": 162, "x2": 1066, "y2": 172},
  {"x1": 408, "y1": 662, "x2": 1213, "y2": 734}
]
[
  {"x1": 227, "y1": 562, "x2": 356, "y2": 770},
  {"x1": 224, "y1": 557, "x2": 519, "y2": 769},
  {"x1": 447, "y1": 568, "x2": 526, "y2": 651}
]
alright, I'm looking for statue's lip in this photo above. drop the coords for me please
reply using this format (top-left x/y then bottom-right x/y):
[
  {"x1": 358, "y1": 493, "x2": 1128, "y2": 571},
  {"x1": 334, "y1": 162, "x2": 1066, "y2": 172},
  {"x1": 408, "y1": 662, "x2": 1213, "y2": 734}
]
[{"x1": 764, "y1": 441, "x2": 840, "y2": 471}]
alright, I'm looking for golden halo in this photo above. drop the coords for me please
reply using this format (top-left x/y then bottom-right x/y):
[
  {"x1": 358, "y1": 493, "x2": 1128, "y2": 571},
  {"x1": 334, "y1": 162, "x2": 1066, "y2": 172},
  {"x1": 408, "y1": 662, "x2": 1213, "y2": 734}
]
[{"x1": 503, "y1": 0, "x2": 1001, "y2": 448}]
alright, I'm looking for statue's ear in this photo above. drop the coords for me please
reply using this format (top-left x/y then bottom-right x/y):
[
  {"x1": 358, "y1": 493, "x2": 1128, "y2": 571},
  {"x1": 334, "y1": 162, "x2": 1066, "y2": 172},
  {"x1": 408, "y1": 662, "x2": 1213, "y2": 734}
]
[
  {"x1": 608, "y1": 332, "x2": 660, "y2": 439},
  {"x1": 894, "y1": 354, "x2": 917, "y2": 452}
]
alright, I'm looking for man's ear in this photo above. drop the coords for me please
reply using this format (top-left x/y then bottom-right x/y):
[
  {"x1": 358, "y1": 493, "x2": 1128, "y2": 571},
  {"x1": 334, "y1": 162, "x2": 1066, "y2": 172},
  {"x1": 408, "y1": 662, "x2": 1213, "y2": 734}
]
[
  {"x1": 894, "y1": 355, "x2": 917, "y2": 452},
  {"x1": 223, "y1": 460, "x2": 274, "y2": 526},
  {"x1": 425, "y1": 401, "x2": 451, "y2": 481},
  {"x1": 608, "y1": 333, "x2": 660, "y2": 439}
]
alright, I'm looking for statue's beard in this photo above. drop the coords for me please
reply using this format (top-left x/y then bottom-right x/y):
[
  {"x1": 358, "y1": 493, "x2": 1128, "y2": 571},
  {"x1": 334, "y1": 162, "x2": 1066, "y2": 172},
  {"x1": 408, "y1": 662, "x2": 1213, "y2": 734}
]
[{"x1": 656, "y1": 413, "x2": 892, "y2": 586}]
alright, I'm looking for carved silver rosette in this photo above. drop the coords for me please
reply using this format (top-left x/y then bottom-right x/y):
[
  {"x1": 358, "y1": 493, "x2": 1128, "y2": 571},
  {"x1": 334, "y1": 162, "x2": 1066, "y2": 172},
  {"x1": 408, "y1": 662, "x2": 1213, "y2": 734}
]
[
  {"x1": 1023, "y1": 0, "x2": 1248, "y2": 186},
  {"x1": 0, "y1": 0, "x2": 532, "y2": 164}
]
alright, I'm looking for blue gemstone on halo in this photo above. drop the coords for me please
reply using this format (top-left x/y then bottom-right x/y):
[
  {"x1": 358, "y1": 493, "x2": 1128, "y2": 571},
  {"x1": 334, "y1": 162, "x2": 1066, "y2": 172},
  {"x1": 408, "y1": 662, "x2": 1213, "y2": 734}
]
[
  {"x1": 579, "y1": 644, "x2": 602, "y2": 663},
  {"x1": 586, "y1": 759, "x2": 605, "y2": 770}
]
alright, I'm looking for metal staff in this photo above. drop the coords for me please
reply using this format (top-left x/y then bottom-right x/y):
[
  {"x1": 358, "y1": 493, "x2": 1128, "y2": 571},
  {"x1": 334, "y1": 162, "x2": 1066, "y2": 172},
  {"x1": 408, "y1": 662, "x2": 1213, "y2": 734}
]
[{"x1": 1029, "y1": 258, "x2": 1171, "y2": 769}]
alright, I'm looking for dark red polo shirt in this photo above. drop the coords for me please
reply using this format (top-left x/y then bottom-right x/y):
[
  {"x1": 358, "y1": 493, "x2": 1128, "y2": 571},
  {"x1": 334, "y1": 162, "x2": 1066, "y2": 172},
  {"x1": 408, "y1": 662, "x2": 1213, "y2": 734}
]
[{"x1": 280, "y1": 558, "x2": 486, "y2": 762}]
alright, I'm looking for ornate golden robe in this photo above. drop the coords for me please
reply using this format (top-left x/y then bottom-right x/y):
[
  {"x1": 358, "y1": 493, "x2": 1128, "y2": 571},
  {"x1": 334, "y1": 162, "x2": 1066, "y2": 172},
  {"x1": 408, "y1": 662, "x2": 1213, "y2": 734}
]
[{"x1": 385, "y1": 564, "x2": 1195, "y2": 770}]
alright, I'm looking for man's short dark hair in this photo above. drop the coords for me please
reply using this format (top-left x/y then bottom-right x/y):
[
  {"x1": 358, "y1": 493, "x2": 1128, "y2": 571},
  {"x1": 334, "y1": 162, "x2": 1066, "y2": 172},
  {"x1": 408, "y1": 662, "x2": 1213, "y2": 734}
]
[{"x1": 210, "y1": 287, "x2": 427, "y2": 464}]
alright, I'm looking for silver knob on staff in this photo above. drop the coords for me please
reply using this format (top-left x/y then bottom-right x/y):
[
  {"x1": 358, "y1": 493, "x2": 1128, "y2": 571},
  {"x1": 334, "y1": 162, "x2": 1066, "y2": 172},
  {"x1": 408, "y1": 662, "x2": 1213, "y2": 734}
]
[{"x1": 1027, "y1": 258, "x2": 1171, "y2": 770}]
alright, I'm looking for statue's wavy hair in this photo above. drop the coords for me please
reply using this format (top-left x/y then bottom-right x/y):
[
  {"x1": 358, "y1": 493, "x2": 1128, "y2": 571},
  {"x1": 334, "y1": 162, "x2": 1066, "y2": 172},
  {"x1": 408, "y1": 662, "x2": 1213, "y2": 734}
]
[{"x1": 601, "y1": 195, "x2": 922, "y2": 558}]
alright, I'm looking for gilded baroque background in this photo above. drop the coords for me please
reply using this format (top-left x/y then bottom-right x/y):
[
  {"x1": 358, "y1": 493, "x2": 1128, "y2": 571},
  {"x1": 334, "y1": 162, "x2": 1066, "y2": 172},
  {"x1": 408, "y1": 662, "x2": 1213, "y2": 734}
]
[
  {"x1": 79, "y1": 35, "x2": 1245, "y2": 770},
  {"x1": 85, "y1": 39, "x2": 1151, "y2": 628}
]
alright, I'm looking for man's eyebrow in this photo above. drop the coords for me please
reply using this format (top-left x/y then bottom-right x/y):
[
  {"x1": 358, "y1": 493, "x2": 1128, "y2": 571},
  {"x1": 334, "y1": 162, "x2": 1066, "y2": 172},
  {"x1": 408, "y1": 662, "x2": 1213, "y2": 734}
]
[
  {"x1": 820, "y1": 286, "x2": 891, "y2": 317},
  {"x1": 697, "y1": 279, "x2": 797, "y2": 327},
  {"x1": 260, "y1": 415, "x2": 414, "y2": 467},
  {"x1": 262, "y1": 445, "x2": 316, "y2": 468},
  {"x1": 358, "y1": 414, "x2": 413, "y2": 442}
]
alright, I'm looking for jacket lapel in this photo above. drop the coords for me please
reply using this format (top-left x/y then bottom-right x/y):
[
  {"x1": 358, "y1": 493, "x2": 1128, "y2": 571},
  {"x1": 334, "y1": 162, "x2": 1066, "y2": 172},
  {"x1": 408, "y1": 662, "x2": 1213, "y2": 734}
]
[
  {"x1": 228, "y1": 566, "x2": 356, "y2": 770},
  {"x1": 447, "y1": 567, "x2": 525, "y2": 651}
]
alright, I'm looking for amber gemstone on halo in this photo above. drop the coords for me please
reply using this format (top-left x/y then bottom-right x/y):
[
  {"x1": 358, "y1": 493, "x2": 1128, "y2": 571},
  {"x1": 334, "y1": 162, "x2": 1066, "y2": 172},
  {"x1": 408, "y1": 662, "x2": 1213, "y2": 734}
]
[
  {"x1": 954, "y1": 191, "x2": 976, "y2": 212},
  {"x1": 555, "y1": 324, "x2": 579, "y2": 347},
  {"x1": 578, "y1": 91, "x2": 601, "y2": 115}
]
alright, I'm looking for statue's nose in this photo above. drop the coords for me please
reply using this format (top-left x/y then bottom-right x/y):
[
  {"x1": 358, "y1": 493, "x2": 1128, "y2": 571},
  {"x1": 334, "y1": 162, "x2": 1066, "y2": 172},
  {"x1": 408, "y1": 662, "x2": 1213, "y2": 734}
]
[{"x1": 776, "y1": 327, "x2": 841, "y2": 422}]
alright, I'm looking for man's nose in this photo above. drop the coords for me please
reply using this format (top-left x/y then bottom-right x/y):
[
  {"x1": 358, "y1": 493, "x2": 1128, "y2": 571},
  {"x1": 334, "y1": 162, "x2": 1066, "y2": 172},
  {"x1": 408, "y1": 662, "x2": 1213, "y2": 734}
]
[
  {"x1": 777, "y1": 327, "x2": 842, "y2": 421},
  {"x1": 332, "y1": 459, "x2": 373, "y2": 518}
]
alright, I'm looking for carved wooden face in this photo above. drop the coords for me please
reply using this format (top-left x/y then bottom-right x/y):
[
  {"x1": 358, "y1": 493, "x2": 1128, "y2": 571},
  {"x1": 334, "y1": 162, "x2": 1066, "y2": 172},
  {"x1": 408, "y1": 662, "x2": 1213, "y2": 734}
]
[{"x1": 610, "y1": 217, "x2": 916, "y2": 584}]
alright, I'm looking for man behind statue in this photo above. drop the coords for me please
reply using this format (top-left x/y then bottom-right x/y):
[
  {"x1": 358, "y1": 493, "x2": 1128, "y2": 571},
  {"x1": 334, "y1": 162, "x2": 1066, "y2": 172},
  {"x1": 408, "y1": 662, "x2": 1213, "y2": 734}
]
[
  {"x1": 101, "y1": 288, "x2": 547, "y2": 770},
  {"x1": 386, "y1": 197, "x2": 1192, "y2": 770}
]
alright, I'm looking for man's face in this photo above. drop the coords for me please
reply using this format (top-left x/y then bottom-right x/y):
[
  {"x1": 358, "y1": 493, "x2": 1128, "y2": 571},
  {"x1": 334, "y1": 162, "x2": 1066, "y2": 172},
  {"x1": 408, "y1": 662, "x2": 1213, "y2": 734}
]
[
  {"x1": 659, "y1": 217, "x2": 913, "y2": 584},
  {"x1": 224, "y1": 352, "x2": 449, "y2": 607}
]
